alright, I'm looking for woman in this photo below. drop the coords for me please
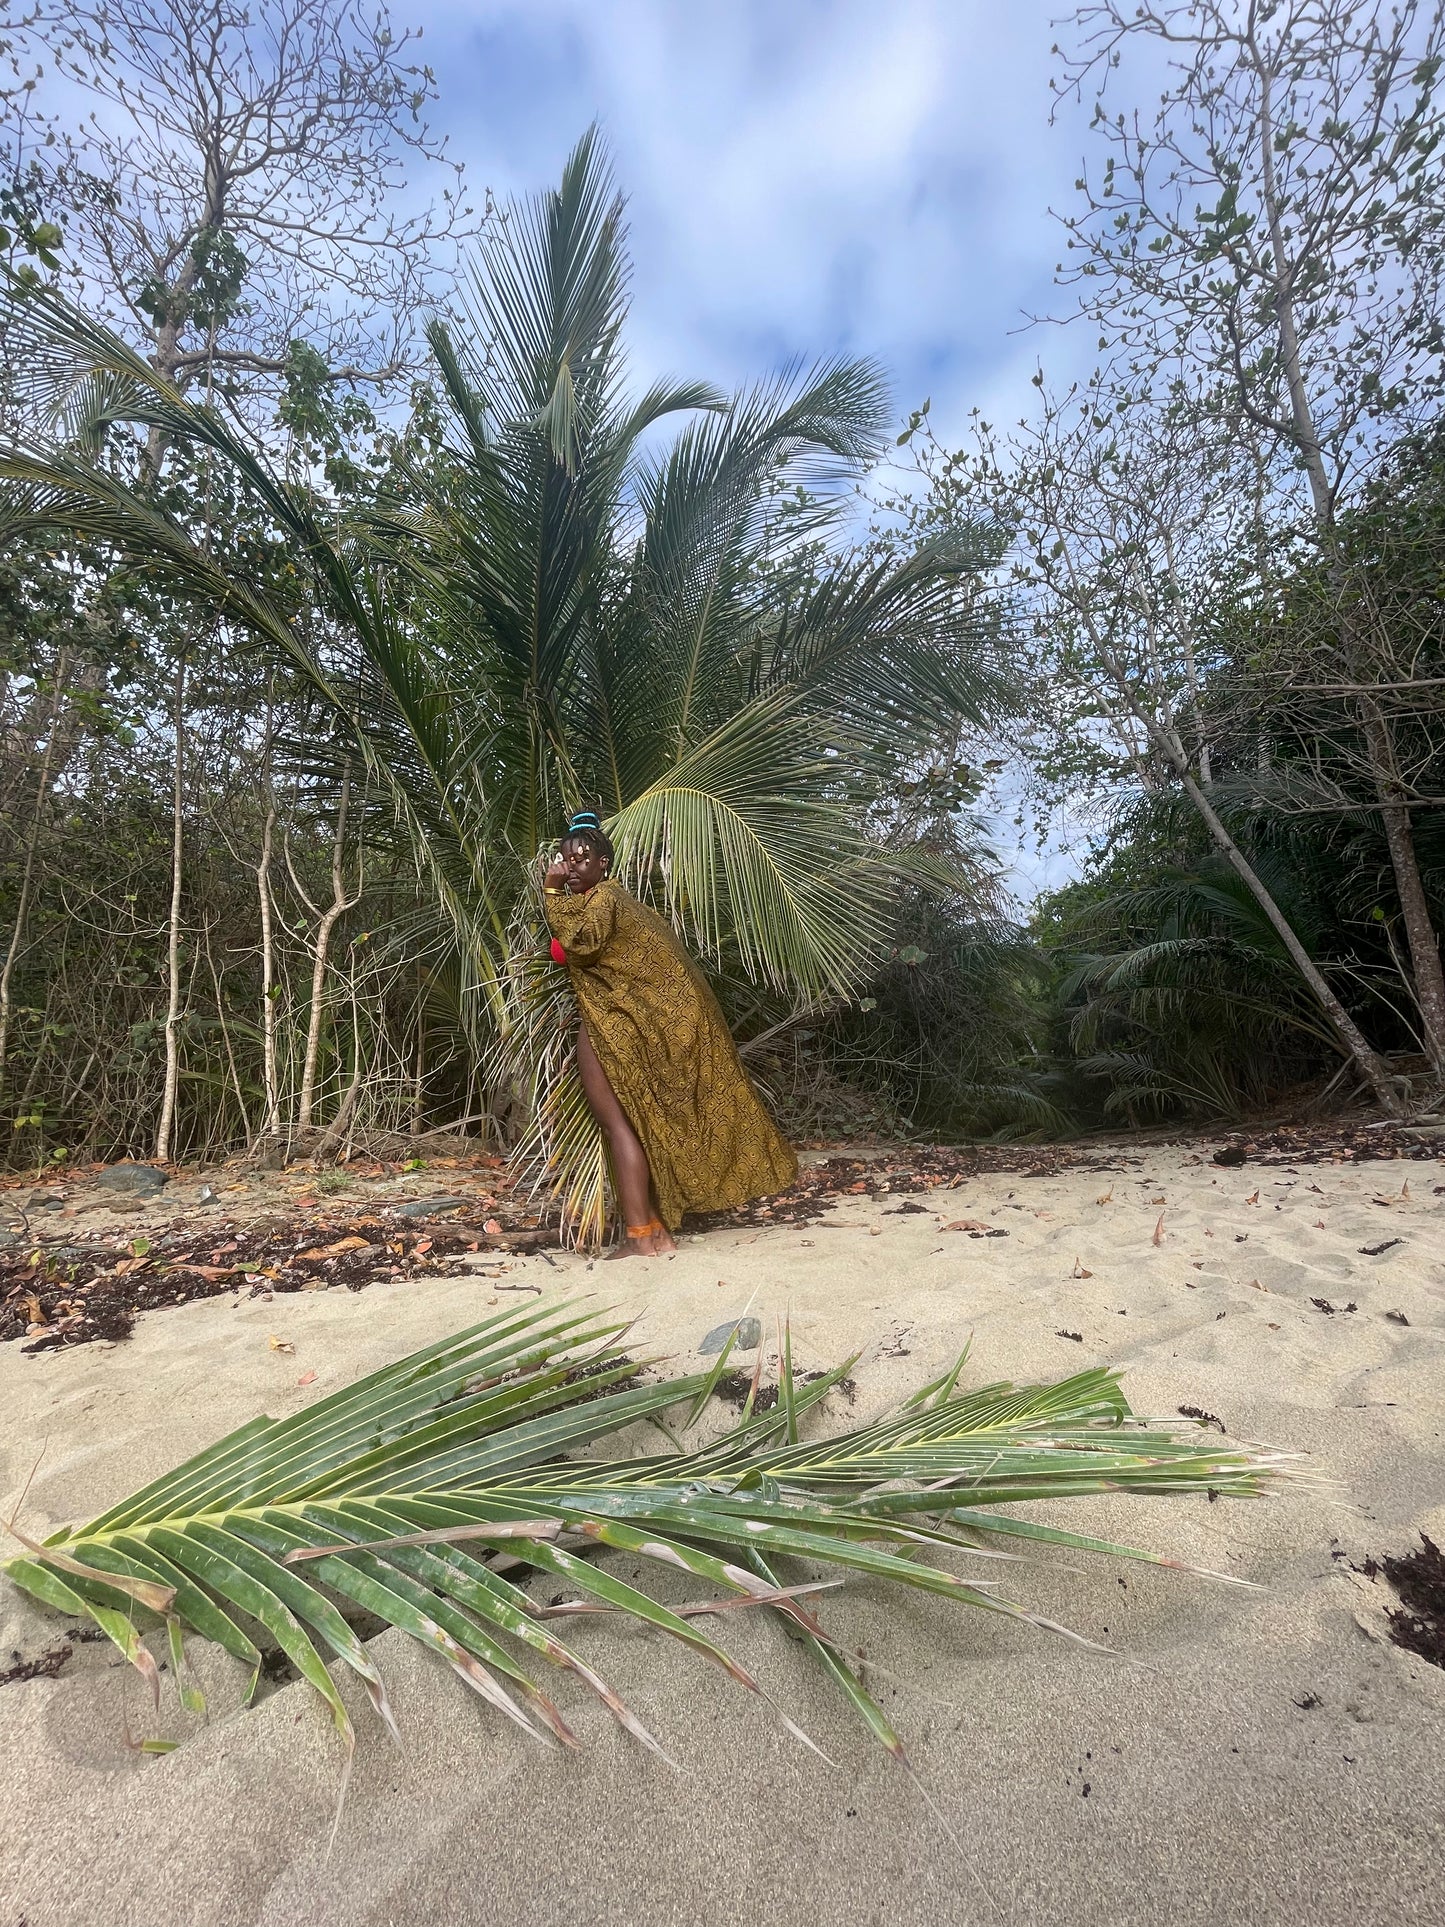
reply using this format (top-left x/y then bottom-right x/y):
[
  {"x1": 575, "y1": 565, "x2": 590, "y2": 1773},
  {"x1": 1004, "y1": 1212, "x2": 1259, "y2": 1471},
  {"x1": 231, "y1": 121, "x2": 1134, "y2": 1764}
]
[{"x1": 543, "y1": 811, "x2": 798, "y2": 1257}]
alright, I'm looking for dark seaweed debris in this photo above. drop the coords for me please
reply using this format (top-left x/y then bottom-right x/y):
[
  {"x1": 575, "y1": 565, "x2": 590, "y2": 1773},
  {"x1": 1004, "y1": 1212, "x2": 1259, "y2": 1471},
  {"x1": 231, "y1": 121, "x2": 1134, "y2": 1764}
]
[
  {"x1": 710, "y1": 1367, "x2": 853, "y2": 1414},
  {"x1": 1178, "y1": 1405, "x2": 1225, "y2": 1432},
  {"x1": 2, "y1": 1211, "x2": 553, "y2": 1352},
  {"x1": 561, "y1": 1355, "x2": 642, "y2": 1404},
  {"x1": 1, "y1": 1640, "x2": 73, "y2": 1686},
  {"x1": 0, "y1": 1624, "x2": 106, "y2": 1688},
  {"x1": 694, "y1": 1120, "x2": 1440, "y2": 1236},
  {"x1": 1193, "y1": 1123, "x2": 1439, "y2": 1167},
  {"x1": 693, "y1": 1145, "x2": 1128, "y2": 1233},
  {"x1": 1358, "y1": 1534, "x2": 1445, "y2": 1671}
]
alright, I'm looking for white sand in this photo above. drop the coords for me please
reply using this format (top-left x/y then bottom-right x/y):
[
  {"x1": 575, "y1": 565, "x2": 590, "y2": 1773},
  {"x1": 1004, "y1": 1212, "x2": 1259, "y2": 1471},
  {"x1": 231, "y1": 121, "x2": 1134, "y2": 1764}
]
[{"x1": 2, "y1": 1146, "x2": 1442, "y2": 1926}]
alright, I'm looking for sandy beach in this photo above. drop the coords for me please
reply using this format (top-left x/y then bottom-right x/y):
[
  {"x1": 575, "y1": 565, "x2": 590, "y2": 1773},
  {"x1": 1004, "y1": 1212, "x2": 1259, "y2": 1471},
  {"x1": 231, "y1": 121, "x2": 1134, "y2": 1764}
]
[{"x1": 2, "y1": 1142, "x2": 1442, "y2": 1927}]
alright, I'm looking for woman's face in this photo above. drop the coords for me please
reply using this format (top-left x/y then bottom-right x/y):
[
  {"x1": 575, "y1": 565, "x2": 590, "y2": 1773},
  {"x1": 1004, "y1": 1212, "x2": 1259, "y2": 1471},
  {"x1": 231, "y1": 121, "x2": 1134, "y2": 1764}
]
[{"x1": 560, "y1": 834, "x2": 609, "y2": 892}]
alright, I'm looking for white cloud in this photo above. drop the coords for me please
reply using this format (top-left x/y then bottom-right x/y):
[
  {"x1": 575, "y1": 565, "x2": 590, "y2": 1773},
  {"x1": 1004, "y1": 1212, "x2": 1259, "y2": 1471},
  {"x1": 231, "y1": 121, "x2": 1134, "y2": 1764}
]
[
  {"x1": 416, "y1": 1, "x2": 1099, "y2": 441},
  {"x1": 406, "y1": 0, "x2": 1105, "y2": 899}
]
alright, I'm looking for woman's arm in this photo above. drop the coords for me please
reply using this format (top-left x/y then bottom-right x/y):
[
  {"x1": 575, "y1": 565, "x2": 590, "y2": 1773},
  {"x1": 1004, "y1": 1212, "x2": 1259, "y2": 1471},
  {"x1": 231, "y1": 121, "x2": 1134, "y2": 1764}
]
[{"x1": 543, "y1": 878, "x2": 619, "y2": 965}]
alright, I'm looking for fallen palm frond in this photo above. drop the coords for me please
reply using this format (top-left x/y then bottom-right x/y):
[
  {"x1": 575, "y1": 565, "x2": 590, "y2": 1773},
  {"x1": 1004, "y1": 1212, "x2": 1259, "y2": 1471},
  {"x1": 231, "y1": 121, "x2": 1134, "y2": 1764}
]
[{"x1": 3, "y1": 1299, "x2": 1293, "y2": 1766}]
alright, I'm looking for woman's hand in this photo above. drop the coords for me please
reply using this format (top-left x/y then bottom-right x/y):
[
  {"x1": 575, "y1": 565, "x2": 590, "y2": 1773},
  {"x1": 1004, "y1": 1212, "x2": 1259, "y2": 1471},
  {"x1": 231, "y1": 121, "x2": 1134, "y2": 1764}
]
[{"x1": 543, "y1": 851, "x2": 568, "y2": 892}]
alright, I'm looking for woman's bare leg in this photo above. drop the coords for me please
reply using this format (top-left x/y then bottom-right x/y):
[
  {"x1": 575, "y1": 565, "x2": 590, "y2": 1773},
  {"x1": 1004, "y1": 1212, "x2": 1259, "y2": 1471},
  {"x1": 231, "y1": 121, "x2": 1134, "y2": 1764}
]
[{"x1": 575, "y1": 1023, "x2": 676, "y2": 1256}]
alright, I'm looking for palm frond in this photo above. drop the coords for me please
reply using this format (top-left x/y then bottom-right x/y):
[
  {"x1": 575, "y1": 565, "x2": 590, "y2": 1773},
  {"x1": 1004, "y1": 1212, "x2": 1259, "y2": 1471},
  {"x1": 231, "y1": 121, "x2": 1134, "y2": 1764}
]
[
  {"x1": 4, "y1": 1300, "x2": 1293, "y2": 1765},
  {"x1": 762, "y1": 532, "x2": 1011, "y2": 753},
  {"x1": 489, "y1": 901, "x2": 610, "y2": 1246},
  {"x1": 608, "y1": 695, "x2": 895, "y2": 997}
]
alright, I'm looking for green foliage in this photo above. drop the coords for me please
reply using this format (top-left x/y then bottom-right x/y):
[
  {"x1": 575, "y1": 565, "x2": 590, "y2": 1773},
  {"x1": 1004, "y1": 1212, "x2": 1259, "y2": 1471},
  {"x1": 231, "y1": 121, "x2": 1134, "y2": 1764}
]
[
  {"x1": 0, "y1": 131, "x2": 1014, "y2": 1196},
  {"x1": 815, "y1": 893, "x2": 1066, "y2": 1140},
  {"x1": 3, "y1": 1298, "x2": 1289, "y2": 1764},
  {"x1": 1034, "y1": 780, "x2": 1441, "y2": 1124},
  {"x1": 137, "y1": 228, "x2": 249, "y2": 335},
  {"x1": 0, "y1": 169, "x2": 64, "y2": 280}
]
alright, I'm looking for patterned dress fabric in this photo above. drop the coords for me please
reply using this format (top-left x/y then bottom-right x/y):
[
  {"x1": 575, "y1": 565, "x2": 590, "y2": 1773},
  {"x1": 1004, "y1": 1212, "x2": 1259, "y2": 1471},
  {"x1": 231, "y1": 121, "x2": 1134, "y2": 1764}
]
[{"x1": 543, "y1": 879, "x2": 798, "y2": 1229}]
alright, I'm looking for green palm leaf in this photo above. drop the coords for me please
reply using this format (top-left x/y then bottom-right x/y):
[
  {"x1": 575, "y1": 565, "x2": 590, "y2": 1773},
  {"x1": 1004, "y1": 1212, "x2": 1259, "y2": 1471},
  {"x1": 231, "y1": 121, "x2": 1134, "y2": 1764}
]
[{"x1": 4, "y1": 1299, "x2": 1293, "y2": 1765}]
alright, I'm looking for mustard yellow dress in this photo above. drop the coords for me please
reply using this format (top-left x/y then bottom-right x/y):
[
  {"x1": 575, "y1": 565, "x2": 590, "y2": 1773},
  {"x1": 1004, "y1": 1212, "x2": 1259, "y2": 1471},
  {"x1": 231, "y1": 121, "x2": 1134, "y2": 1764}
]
[{"x1": 543, "y1": 879, "x2": 798, "y2": 1228}]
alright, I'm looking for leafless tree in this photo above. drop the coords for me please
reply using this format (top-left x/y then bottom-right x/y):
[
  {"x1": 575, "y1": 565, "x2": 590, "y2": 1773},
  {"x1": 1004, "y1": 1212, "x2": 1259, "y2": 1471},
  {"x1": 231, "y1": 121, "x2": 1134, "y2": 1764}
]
[
  {"x1": 960, "y1": 375, "x2": 1405, "y2": 1112},
  {"x1": 1051, "y1": 0, "x2": 1445, "y2": 1085},
  {"x1": 13, "y1": 0, "x2": 480, "y2": 441}
]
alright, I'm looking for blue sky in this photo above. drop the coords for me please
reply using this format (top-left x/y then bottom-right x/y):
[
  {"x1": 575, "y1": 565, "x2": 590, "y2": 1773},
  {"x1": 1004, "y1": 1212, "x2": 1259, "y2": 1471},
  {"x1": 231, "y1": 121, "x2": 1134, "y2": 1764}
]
[
  {"x1": 419, "y1": 1, "x2": 1092, "y2": 456},
  {"x1": 412, "y1": 2, "x2": 1097, "y2": 895}
]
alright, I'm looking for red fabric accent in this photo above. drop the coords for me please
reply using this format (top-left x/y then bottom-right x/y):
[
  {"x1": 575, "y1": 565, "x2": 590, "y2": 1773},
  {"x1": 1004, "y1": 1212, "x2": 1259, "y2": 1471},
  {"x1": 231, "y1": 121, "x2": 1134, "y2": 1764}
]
[{"x1": 549, "y1": 937, "x2": 568, "y2": 967}]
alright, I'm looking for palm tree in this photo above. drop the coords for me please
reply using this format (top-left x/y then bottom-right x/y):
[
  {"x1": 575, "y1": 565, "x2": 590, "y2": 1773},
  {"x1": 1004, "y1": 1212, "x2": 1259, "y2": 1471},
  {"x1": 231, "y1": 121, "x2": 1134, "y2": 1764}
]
[
  {"x1": 3, "y1": 1298, "x2": 1289, "y2": 1767},
  {"x1": 0, "y1": 131, "x2": 1007, "y2": 1224},
  {"x1": 1059, "y1": 879, "x2": 1330, "y2": 1122}
]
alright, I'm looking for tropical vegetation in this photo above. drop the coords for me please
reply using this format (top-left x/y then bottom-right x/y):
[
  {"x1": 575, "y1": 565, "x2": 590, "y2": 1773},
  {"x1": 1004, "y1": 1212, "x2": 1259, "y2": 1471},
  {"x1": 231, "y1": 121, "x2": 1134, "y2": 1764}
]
[
  {"x1": 3, "y1": 0, "x2": 1445, "y2": 1216},
  {"x1": 0, "y1": 132, "x2": 1010, "y2": 1215}
]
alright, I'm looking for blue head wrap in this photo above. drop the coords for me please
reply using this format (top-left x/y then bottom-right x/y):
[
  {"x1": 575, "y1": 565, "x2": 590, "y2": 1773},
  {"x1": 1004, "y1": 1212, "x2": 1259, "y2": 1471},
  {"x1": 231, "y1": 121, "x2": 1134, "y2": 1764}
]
[{"x1": 562, "y1": 809, "x2": 613, "y2": 863}]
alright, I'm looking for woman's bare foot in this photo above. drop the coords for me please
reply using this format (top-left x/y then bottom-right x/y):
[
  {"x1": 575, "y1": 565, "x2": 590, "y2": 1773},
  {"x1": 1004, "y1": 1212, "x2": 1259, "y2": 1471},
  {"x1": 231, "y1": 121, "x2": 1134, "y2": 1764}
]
[{"x1": 605, "y1": 1221, "x2": 676, "y2": 1259}]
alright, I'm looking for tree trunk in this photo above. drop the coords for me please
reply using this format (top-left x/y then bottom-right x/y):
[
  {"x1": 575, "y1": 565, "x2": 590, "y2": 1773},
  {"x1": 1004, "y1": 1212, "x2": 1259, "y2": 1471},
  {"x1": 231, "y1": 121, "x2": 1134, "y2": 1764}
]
[
  {"x1": 154, "y1": 657, "x2": 187, "y2": 1163},
  {"x1": 1251, "y1": 39, "x2": 1443, "y2": 1095},
  {"x1": 257, "y1": 798, "x2": 282, "y2": 1136},
  {"x1": 0, "y1": 652, "x2": 69, "y2": 1097},
  {"x1": 1367, "y1": 715, "x2": 1445, "y2": 1082},
  {"x1": 1253, "y1": 45, "x2": 1334, "y2": 524},
  {"x1": 410, "y1": 997, "x2": 426, "y2": 1137},
  {"x1": 1178, "y1": 777, "x2": 1400, "y2": 1112},
  {"x1": 313, "y1": 988, "x2": 365, "y2": 1165},
  {"x1": 204, "y1": 920, "x2": 251, "y2": 1148},
  {"x1": 1112, "y1": 680, "x2": 1402, "y2": 1115},
  {"x1": 296, "y1": 768, "x2": 357, "y2": 1131}
]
